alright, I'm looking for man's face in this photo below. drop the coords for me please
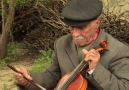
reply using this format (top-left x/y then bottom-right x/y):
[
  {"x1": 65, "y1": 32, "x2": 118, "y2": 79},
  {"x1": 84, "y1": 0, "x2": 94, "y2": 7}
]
[{"x1": 69, "y1": 19, "x2": 100, "y2": 47}]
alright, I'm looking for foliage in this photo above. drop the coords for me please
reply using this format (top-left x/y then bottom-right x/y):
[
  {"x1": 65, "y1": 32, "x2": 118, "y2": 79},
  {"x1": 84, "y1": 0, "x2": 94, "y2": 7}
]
[
  {"x1": 1, "y1": 0, "x2": 129, "y2": 54},
  {"x1": 5, "y1": 0, "x2": 30, "y2": 6},
  {"x1": 12, "y1": 0, "x2": 69, "y2": 51},
  {"x1": 16, "y1": 0, "x2": 30, "y2": 6},
  {"x1": 9, "y1": 0, "x2": 129, "y2": 53},
  {"x1": 1, "y1": 79, "x2": 15, "y2": 90},
  {"x1": 0, "y1": 42, "x2": 26, "y2": 63},
  {"x1": 30, "y1": 49, "x2": 52, "y2": 72}
]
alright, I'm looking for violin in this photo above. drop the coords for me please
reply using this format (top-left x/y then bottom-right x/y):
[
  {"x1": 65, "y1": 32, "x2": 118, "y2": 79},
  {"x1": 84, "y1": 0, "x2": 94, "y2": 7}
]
[{"x1": 55, "y1": 40, "x2": 108, "y2": 90}]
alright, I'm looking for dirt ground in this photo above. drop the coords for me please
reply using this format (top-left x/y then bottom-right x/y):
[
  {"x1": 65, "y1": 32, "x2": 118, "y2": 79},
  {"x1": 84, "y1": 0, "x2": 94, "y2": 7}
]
[{"x1": 0, "y1": 55, "x2": 37, "y2": 90}]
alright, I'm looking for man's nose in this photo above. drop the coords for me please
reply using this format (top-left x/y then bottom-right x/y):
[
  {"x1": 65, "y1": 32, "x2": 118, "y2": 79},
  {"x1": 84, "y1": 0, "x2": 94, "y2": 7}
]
[{"x1": 71, "y1": 28, "x2": 81, "y2": 37}]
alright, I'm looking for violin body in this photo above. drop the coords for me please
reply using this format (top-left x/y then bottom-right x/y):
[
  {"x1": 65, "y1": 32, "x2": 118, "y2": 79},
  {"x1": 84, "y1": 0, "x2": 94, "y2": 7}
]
[{"x1": 55, "y1": 72, "x2": 87, "y2": 90}]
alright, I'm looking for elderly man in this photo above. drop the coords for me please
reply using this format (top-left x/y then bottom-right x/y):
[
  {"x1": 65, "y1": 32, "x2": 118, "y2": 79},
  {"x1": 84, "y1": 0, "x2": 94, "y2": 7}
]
[{"x1": 14, "y1": 0, "x2": 129, "y2": 90}]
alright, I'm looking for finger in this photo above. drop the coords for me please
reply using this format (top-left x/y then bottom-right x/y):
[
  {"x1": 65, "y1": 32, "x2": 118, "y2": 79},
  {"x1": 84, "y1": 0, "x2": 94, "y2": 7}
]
[
  {"x1": 25, "y1": 75, "x2": 32, "y2": 80},
  {"x1": 14, "y1": 67, "x2": 31, "y2": 81},
  {"x1": 85, "y1": 53, "x2": 97, "y2": 62},
  {"x1": 82, "y1": 49, "x2": 88, "y2": 55},
  {"x1": 13, "y1": 72, "x2": 22, "y2": 80},
  {"x1": 17, "y1": 77, "x2": 29, "y2": 86},
  {"x1": 89, "y1": 49, "x2": 96, "y2": 54},
  {"x1": 19, "y1": 66, "x2": 27, "y2": 73},
  {"x1": 14, "y1": 72, "x2": 30, "y2": 86},
  {"x1": 17, "y1": 67, "x2": 31, "y2": 79}
]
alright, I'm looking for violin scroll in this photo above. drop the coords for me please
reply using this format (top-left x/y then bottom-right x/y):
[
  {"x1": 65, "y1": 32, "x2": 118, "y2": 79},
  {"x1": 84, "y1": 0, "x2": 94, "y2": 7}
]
[{"x1": 96, "y1": 40, "x2": 108, "y2": 54}]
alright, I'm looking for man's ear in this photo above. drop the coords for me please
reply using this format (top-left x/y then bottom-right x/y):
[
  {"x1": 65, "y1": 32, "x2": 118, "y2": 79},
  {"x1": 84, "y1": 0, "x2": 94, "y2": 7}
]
[{"x1": 95, "y1": 18, "x2": 100, "y2": 28}]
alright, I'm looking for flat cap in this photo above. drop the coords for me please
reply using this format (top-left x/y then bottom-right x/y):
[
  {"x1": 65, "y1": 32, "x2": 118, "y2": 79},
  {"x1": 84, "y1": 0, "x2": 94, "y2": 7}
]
[{"x1": 62, "y1": 0, "x2": 103, "y2": 26}]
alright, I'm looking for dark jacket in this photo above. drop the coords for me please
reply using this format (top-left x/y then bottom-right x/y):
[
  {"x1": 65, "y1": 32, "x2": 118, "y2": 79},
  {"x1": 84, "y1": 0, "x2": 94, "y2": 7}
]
[{"x1": 18, "y1": 30, "x2": 129, "y2": 90}]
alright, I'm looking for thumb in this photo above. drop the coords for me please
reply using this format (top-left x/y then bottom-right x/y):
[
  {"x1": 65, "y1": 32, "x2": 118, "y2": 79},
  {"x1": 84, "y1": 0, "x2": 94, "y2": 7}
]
[{"x1": 82, "y1": 49, "x2": 88, "y2": 55}]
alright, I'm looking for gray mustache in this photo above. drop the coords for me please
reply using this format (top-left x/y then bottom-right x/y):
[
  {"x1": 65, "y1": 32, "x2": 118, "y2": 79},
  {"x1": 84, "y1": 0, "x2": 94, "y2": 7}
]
[{"x1": 74, "y1": 36, "x2": 85, "y2": 40}]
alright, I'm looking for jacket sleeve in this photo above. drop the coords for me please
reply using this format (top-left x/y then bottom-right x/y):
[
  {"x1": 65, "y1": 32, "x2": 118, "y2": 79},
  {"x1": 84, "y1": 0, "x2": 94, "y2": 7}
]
[
  {"x1": 17, "y1": 40, "x2": 61, "y2": 90},
  {"x1": 86, "y1": 44, "x2": 129, "y2": 90}
]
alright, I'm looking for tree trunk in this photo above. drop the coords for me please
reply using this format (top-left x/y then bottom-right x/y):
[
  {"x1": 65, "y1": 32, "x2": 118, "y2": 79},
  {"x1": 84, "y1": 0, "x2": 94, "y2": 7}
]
[{"x1": 0, "y1": 0, "x2": 16, "y2": 59}]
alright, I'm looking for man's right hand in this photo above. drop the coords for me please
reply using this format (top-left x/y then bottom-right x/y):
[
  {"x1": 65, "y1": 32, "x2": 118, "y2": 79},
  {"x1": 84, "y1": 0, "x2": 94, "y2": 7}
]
[{"x1": 13, "y1": 66, "x2": 32, "y2": 86}]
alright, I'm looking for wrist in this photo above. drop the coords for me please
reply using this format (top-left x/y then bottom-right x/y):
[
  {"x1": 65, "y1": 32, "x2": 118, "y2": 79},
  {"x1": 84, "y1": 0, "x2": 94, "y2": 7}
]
[{"x1": 87, "y1": 68, "x2": 95, "y2": 74}]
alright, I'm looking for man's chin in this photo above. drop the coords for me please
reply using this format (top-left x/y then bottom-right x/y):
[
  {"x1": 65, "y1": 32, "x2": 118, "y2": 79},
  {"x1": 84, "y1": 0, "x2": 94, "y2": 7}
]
[
  {"x1": 75, "y1": 41, "x2": 88, "y2": 47},
  {"x1": 75, "y1": 42, "x2": 87, "y2": 47}
]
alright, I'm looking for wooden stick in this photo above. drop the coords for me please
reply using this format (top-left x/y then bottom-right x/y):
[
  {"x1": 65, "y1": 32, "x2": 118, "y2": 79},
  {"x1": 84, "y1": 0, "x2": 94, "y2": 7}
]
[{"x1": 6, "y1": 64, "x2": 46, "y2": 90}]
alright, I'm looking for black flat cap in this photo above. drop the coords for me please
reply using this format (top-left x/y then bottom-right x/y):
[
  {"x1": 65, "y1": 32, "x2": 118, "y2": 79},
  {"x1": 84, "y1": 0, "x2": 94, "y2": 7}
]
[{"x1": 62, "y1": 0, "x2": 103, "y2": 26}]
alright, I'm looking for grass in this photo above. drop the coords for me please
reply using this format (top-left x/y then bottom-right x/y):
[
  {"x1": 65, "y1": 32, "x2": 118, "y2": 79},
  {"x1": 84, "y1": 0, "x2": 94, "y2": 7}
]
[
  {"x1": 0, "y1": 42, "x2": 52, "y2": 90},
  {"x1": 0, "y1": 41, "x2": 52, "y2": 71},
  {"x1": 0, "y1": 42, "x2": 26, "y2": 69},
  {"x1": 30, "y1": 49, "x2": 52, "y2": 72},
  {"x1": 0, "y1": 42, "x2": 26, "y2": 62}
]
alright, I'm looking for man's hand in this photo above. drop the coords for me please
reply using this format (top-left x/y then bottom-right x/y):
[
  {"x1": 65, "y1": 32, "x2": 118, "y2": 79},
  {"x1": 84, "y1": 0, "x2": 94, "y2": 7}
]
[
  {"x1": 82, "y1": 49, "x2": 100, "y2": 71},
  {"x1": 13, "y1": 66, "x2": 32, "y2": 86}
]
